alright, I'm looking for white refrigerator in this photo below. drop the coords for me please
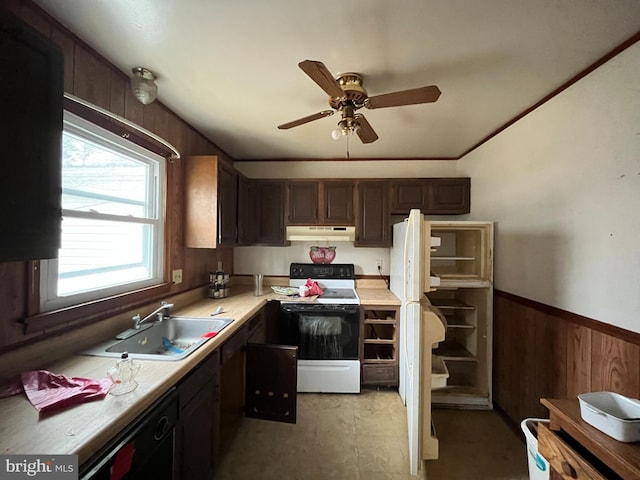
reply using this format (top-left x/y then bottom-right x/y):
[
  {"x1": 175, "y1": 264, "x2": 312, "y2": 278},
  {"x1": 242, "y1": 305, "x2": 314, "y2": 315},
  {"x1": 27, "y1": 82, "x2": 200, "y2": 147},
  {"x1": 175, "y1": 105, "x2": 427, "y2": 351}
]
[{"x1": 390, "y1": 209, "x2": 425, "y2": 475}]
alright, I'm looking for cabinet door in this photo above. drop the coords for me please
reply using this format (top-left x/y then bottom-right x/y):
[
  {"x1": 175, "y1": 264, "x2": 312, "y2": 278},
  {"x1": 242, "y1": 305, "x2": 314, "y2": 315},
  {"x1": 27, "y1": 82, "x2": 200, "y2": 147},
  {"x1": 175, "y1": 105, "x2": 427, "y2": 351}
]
[
  {"x1": 245, "y1": 344, "x2": 298, "y2": 424},
  {"x1": 254, "y1": 180, "x2": 287, "y2": 245},
  {"x1": 175, "y1": 351, "x2": 219, "y2": 478},
  {"x1": 288, "y1": 181, "x2": 319, "y2": 224},
  {"x1": 426, "y1": 178, "x2": 470, "y2": 214},
  {"x1": 355, "y1": 181, "x2": 390, "y2": 247},
  {"x1": 175, "y1": 383, "x2": 215, "y2": 480},
  {"x1": 237, "y1": 174, "x2": 255, "y2": 245},
  {"x1": 0, "y1": 11, "x2": 63, "y2": 262},
  {"x1": 217, "y1": 161, "x2": 238, "y2": 245},
  {"x1": 389, "y1": 180, "x2": 428, "y2": 214},
  {"x1": 323, "y1": 181, "x2": 354, "y2": 225}
]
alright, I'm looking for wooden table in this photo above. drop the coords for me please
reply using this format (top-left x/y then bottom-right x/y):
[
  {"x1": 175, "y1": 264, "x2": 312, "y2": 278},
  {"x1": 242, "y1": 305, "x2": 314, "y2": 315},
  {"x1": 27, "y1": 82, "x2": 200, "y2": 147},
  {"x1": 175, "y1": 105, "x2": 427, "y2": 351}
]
[{"x1": 539, "y1": 398, "x2": 640, "y2": 479}]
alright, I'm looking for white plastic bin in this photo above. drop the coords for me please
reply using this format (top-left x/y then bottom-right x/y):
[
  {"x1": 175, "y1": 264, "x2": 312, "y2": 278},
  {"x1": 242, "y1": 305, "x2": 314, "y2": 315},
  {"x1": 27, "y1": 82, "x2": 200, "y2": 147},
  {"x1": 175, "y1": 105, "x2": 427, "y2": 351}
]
[{"x1": 520, "y1": 418, "x2": 550, "y2": 480}]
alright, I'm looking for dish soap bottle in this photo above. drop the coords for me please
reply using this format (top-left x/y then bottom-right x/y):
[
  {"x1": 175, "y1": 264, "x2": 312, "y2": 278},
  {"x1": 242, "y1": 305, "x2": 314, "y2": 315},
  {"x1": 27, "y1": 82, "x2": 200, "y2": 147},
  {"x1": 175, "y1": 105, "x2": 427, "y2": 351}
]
[{"x1": 107, "y1": 352, "x2": 141, "y2": 396}]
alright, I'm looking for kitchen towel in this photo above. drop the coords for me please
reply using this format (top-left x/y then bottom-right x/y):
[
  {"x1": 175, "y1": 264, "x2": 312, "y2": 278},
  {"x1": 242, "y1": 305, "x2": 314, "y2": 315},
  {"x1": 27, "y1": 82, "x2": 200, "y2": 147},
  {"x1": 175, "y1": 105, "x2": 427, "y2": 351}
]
[{"x1": 0, "y1": 370, "x2": 112, "y2": 414}]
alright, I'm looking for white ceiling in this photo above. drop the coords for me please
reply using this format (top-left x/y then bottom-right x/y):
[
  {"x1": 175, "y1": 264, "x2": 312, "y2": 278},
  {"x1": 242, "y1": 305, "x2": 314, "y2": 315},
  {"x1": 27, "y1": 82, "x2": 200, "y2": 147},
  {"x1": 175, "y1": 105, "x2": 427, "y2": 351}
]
[{"x1": 35, "y1": 0, "x2": 640, "y2": 160}]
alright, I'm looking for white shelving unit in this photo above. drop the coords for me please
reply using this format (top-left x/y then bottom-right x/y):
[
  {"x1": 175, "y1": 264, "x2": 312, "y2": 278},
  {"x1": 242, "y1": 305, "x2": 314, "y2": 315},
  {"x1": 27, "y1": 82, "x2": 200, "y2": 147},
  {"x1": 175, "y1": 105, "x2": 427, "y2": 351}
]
[{"x1": 427, "y1": 221, "x2": 493, "y2": 409}]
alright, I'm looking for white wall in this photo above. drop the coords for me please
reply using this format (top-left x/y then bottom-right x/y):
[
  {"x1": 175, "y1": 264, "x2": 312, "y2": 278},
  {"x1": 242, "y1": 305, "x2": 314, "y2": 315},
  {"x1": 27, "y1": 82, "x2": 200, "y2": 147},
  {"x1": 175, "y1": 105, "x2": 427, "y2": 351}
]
[
  {"x1": 458, "y1": 43, "x2": 640, "y2": 333},
  {"x1": 234, "y1": 241, "x2": 391, "y2": 276}
]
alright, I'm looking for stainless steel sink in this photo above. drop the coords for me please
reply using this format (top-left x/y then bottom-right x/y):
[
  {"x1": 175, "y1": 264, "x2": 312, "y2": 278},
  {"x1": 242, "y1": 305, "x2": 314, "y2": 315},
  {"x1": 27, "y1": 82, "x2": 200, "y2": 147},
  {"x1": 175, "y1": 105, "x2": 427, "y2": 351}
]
[{"x1": 82, "y1": 316, "x2": 234, "y2": 361}]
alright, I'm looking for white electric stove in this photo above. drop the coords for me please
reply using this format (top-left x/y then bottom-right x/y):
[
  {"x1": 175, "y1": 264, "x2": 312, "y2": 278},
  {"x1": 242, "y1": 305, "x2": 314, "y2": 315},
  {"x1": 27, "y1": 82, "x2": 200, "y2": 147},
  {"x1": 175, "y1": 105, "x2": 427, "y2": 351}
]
[{"x1": 280, "y1": 263, "x2": 361, "y2": 393}]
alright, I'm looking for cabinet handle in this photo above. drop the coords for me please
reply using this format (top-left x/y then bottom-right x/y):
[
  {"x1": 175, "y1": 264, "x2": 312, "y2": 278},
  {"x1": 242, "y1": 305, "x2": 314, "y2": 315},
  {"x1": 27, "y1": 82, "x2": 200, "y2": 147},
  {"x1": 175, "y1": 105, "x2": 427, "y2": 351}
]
[{"x1": 561, "y1": 461, "x2": 577, "y2": 478}]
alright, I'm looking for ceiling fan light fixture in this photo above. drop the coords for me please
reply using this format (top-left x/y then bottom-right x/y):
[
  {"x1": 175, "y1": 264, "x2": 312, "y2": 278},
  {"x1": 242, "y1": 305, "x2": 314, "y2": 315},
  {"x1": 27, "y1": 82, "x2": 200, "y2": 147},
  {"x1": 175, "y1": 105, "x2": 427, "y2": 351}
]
[
  {"x1": 331, "y1": 127, "x2": 343, "y2": 140},
  {"x1": 131, "y1": 67, "x2": 158, "y2": 105}
]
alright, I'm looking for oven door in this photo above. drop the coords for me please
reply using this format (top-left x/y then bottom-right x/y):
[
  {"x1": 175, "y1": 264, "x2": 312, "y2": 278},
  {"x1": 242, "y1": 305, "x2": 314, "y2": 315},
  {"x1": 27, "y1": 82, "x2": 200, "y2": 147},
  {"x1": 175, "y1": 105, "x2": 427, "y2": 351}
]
[{"x1": 280, "y1": 303, "x2": 360, "y2": 360}]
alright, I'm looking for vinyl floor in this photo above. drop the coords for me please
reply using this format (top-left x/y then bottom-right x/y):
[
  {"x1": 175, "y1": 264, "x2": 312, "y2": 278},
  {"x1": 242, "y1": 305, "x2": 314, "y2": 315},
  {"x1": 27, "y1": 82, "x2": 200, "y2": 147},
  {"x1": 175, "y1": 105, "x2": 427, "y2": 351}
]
[{"x1": 213, "y1": 388, "x2": 530, "y2": 479}]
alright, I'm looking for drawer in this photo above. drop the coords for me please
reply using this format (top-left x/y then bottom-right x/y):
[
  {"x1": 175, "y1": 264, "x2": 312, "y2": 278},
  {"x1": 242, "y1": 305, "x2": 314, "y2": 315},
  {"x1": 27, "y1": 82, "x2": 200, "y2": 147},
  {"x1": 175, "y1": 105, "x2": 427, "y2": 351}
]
[
  {"x1": 178, "y1": 350, "x2": 219, "y2": 409},
  {"x1": 362, "y1": 363, "x2": 398, "y2": 385},
  {"x1": 537, "y1": 423, "x2": 607, "y2": 480}
]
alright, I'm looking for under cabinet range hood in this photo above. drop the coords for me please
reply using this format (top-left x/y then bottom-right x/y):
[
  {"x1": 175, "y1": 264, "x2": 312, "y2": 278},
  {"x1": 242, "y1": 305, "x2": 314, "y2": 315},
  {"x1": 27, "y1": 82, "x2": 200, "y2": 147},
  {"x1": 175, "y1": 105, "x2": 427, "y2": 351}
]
[{"x1": 286, "y1": 226, "x2": 356, "y2": 242}]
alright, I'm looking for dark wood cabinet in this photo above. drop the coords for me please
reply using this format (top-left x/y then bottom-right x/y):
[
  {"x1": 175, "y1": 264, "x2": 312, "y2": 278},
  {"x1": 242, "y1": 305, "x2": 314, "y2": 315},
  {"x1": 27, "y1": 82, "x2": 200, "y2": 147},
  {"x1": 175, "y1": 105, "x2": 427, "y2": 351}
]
[
  {"x1": 287, "y1": 180, "x2": 354, "y2": 225},
  {"x1": 254, "y1": 180, "x2": 288, "y2": 245},
  {"x1": 323, "y1": 181, "x2": 354, "y2": 224},
  {"x1": 185, "y1": 155, "x2": 238, "y2": 248},
  {"x1": 175, "y1": 350, "x2": 220, "y2": 480},
  {"x1": 218, "y1": 162, "x2": 238, "y2": 245},
  {"x1": 219, "y1": 325, "x2": 248, "y2": 457},
  {"x1": 218, "y1": 304, "x2": 297, "y2": 459},
  {"x1": 0, "y1": 10, "x2": 63, "y2": 262},
  {"x1": 390, "y1": 180, "x2": 428, "y2": 214},
  {"x1": 427, "y1": 177, "x2": 470, "y2": 214},
  {"x1": 390, "y1": 178, "x2": 470, "y2": 215},
  {"x1": 287, "y1": 181, "x2": 319, "y2": 224},
  {"x1": 237, "y1": 174, "x2": 255, "y2": 245},
  {"x1": 355, "y1": 181, "x2": 390, "y2": 247}
]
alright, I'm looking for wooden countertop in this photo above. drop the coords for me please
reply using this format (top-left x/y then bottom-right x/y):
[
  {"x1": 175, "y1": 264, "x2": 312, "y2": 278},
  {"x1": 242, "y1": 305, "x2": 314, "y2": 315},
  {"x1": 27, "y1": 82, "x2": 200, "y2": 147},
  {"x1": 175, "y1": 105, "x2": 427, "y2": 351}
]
[
  {"x1": 357, "y1": 288, "x2": 401, "y2": 306},
  {"x1": 0, "y1": 285, "x2": 398, "y2": 466},
  {"x1": 0, "y1": 288, "x2": 273, "y2": 466}
]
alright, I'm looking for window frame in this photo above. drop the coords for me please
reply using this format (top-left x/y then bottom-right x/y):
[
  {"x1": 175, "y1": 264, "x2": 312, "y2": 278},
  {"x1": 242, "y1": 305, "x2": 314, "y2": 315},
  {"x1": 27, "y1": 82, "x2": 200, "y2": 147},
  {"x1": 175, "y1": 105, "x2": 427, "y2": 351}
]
[{"x1": 39, "y1": 111, "x2": 167, "y2": 312}]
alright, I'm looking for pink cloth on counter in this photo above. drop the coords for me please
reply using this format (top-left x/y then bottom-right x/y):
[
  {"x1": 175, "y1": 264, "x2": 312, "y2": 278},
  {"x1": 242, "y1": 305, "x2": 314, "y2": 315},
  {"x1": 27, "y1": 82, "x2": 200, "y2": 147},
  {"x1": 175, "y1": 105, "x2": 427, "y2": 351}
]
[{"x1": 0, "y1": 370, "x2": 112, "y2": 414}]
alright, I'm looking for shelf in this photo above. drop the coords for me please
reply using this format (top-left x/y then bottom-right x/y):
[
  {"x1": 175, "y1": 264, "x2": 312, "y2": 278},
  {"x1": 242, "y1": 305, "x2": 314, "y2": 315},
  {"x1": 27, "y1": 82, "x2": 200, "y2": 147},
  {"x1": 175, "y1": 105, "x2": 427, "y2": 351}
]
[
  {"x1": 363, "y1": 344, "x2": 395, "y2": 361},
  {"x1": 434, "y1": 340, "x2": 476, "y2": 360},
  {"x1": 430, "y1": 298, "x2": 474, "y2": 309},
  {"x1": 364, "y1": 339, "x2": 395, "y2": 345},
  {"x1": 432, "y1": 256, "x2": 476, "y2": 261},
  {"x1": 363, "y1": 319, "x2": 396, "y2": 324},
  {"x1": 444, "y1": 320, "x2": 475, "y2": 329}
]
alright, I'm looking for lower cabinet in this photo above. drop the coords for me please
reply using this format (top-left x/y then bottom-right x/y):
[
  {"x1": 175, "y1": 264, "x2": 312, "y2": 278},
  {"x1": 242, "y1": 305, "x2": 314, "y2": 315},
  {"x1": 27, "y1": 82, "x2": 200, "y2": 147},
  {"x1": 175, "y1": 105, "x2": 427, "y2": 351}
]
[
  {"x1": 360, "y1": 305, "x2": 400, "y2": 386},
  {"x1": 217, "y1": 302, "x2": 297, "y2": 460},
  {"x1": 174, "y1": 351, "x2": 220, "y2": 480}
]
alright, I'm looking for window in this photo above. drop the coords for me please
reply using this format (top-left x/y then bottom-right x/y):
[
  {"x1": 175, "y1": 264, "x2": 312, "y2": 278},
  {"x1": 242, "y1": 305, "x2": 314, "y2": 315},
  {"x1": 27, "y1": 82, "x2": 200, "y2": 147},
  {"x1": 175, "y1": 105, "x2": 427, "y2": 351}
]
[{"x1": 40, "y1": 112, "x2": 165, "y2": 311}]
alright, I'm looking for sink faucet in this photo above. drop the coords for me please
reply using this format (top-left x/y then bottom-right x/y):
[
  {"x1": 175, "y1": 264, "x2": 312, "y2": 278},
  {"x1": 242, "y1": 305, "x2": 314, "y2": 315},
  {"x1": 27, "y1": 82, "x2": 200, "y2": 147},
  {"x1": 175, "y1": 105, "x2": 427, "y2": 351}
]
[{"x1": 133, "y1": 302, "x2": 174, "y2": 329}]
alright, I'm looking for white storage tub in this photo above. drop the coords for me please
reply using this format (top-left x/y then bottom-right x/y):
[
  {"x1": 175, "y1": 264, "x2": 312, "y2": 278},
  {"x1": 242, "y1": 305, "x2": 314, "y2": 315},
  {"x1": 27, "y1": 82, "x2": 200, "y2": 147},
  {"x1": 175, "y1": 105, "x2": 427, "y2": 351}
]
[
  {"x1": 431, "y1": 355, "x2": 449, "y2": 390},
  {"x1": 578, "y1": 391, "x2": 640, "y2": 442}
]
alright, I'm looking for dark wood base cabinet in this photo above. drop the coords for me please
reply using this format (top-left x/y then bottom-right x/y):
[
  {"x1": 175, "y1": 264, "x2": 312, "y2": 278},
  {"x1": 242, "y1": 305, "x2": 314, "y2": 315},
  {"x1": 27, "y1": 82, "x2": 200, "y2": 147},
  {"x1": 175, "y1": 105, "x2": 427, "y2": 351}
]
[{"x1": 174, "y1": 351, "x2": 220, "y2": 480}]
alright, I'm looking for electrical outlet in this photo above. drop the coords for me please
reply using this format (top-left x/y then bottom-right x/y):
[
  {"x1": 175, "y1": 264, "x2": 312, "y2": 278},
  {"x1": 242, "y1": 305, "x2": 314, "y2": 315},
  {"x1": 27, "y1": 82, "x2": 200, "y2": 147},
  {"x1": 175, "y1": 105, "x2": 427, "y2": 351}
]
[
  {"x1": 376, "y1": 260, "x2": 383, "y2": 270},
  {"x1": 172, "y1": 269, "x2": 183, "y2": 284}
]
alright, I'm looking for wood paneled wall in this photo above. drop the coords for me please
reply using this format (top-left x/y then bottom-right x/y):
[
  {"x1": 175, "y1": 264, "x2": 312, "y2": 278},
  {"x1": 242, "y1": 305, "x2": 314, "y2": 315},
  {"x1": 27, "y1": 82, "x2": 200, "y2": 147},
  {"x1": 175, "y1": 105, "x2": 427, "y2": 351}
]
[
  {"x1": 494, "y1": 290, "x2": 640, "y2": 425},
  {"x1": 0, "y1": 1, "x2": 233, "y2": 351}
]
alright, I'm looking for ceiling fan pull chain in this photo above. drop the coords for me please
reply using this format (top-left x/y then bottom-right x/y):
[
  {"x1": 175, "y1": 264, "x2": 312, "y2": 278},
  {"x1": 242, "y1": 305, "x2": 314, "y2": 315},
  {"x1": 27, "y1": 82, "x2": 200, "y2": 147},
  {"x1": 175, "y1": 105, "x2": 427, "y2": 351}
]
[{"x1": 346, "y1": 133, "x2": 350, "y2": 159}]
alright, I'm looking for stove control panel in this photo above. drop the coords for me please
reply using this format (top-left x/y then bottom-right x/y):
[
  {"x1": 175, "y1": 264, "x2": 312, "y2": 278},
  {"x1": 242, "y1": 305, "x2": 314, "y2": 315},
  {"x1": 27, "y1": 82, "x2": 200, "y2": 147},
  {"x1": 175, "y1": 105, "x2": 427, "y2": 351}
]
[{"x1": 289, "y1": 263, "x2": 355, "y2": 280}]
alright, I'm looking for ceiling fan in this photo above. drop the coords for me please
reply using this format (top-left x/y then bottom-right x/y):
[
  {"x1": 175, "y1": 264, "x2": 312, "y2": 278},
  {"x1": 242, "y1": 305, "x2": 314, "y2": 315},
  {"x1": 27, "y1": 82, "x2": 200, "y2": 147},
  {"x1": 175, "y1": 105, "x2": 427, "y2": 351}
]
[{"x1": 278, "y1": 60, "x2": 441, "y2": 144}]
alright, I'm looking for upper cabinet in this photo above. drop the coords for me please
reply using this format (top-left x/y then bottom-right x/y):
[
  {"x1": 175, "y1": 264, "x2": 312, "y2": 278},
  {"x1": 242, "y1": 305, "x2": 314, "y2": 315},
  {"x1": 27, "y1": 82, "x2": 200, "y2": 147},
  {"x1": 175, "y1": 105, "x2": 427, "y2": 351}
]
[
  {"x1": 427, "y1": 178, "x2": 470, "y2": 214},
  {"x1": 287, "y1": 181, "x2": 319, "y2": 224},
  {"x1": 236, "y1": 174, "x2": 256, "y2": 246},
  {"x1": 390, "y1": 178, "x2": 470, "y2": 215},
  {"x1": 389, "y1": 180, "x2": 427, "y2": 214},
  {"x1": 0, "y1": 11, "x2": 63, "y2": 262},
  {"x1": 254, "y1": 180, "x2": 288, "y2": 246},
  {"x1": 355, "y1": 181, "x2": 390, "y2": 247},
  {"x1": 287, "y1": 180, "x2": 354, "y2": 225},
  {"x1": 185, "y1": 155, "x2": 237, "y2": 248}
]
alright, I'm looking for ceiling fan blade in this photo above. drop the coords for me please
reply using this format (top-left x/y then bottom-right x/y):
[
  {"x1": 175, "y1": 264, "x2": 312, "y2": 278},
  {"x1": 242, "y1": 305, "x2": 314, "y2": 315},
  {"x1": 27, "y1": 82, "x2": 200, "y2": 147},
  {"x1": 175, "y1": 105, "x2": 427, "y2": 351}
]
[
  {"x1": 366, "y1": 85, "x2": 441, "y2": 109},
  {"x1": 354, "y1": 115, "x2": 378, "y2": 144},
  {"x1": 298, "y1": 60, "x2": 344, "y2": 98},
  {"x1": 278, "y1": 110, "x2": 335, "y2": 130}
]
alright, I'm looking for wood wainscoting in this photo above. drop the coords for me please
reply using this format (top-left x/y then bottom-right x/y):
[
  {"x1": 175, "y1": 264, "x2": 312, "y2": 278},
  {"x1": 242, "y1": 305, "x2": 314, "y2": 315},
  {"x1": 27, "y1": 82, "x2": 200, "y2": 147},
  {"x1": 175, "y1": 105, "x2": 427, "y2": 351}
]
[{"x1": 493, "y1": 290, "x2": 640, "y2": 426}]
